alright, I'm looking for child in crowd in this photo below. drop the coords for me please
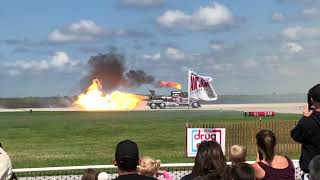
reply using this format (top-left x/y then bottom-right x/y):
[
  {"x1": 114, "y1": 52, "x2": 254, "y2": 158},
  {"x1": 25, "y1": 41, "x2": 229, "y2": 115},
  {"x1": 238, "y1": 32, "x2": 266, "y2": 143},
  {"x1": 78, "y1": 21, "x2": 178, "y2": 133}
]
[
  {"x1": 231, "y1": 162, "x2": 255, "y2": 180},
  {"x1": 10, "y1": 173, "x2": 18, "y2": 180},
  {"x1": 229, "y1": 145, "x2": 247, "y2": 164},
  {"x1": 139, "y1": 156, "x2": 173, "y2": 180}
]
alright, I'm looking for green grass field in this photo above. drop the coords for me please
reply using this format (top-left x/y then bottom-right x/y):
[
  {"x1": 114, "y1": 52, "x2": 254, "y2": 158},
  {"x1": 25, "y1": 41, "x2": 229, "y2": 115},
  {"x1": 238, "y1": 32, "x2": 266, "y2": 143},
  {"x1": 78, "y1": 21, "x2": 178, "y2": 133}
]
[{"x1": 0, "y1": 110, "x2": 300, "y2": 168}]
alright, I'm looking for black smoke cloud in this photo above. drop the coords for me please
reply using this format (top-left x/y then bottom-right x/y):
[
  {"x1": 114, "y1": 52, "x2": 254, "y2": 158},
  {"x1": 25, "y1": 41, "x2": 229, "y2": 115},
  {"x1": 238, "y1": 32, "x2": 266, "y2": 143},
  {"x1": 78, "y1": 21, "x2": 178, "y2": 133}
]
[
  {"x1": 125, "y1": 70, "x2": 154, "y2": 87},
  {"x1": 82, "y1": 50, "x2": 155, "y2": 91}
]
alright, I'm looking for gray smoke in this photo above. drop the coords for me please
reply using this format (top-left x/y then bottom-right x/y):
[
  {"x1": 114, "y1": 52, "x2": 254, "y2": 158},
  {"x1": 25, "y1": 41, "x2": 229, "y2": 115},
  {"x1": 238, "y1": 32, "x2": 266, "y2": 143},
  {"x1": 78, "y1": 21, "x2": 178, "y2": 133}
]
[
  {"x1": 82, "y1": 50, "x2": 155, "y2": 91},
  {"x1": 125, "y1": 70, "x2": 154, "y2": 87}
]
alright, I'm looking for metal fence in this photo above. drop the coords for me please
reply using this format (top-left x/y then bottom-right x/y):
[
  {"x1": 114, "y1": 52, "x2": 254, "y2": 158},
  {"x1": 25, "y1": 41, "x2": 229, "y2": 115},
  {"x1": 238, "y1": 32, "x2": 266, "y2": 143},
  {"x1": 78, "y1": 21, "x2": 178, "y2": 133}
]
[
  {"x1": 13, "y1": 161, "x2": 303, "y2": 180},
  {"x1": 13, "y1": 164, "x2": 192, "y2": 180}
]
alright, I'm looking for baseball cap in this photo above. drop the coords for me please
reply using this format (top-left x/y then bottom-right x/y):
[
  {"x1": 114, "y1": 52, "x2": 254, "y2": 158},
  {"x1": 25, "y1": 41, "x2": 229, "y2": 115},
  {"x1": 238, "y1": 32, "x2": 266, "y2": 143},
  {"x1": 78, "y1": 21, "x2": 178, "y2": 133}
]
[
  {"x1": 309, "y1": 84, "x2": 320, "y2": 102},
  {"x1": 115, "y1": 139, "x2": 139, "y2": 161}
]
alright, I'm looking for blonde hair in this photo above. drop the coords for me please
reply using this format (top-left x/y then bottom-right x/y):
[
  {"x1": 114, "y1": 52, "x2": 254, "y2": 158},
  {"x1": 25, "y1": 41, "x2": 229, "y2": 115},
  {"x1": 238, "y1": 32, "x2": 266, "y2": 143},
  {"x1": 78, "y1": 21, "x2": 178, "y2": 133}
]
[
  {"x1": 139, "y1": 156, "x2": 161, "y2": 177},
  {"x1": 229, "y1": 145, "x2": 246, "y2": 164}
]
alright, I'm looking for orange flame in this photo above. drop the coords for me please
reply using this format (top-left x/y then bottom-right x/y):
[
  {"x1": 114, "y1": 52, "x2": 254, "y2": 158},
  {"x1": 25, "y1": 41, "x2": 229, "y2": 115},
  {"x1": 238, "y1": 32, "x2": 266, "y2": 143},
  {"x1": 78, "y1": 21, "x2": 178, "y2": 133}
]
[
  {"x1": 159, "y1": 81, "x2": 182, "y2": 90},
  {"x1": 74, "y1": 79, "x2": 140, "y2": 111}
]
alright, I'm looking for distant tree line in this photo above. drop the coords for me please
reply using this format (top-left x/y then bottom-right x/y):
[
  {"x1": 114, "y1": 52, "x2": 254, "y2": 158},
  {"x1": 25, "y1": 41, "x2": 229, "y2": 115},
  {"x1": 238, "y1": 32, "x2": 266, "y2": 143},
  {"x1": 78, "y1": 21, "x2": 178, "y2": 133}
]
[
  {"x1": 0, "y1": 96, "x2": 76, "y2": 108},
  {"x1": 200, "y1": 94, "x2": 305, "y2": 104}
]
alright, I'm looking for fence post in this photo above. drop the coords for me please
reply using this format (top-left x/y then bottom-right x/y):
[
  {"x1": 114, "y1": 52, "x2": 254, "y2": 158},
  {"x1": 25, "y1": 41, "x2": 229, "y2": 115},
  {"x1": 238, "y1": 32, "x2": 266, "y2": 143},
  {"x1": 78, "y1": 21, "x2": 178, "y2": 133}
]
[{"x1": 185, "y1": 123, "x2": 190, "y2": 158}]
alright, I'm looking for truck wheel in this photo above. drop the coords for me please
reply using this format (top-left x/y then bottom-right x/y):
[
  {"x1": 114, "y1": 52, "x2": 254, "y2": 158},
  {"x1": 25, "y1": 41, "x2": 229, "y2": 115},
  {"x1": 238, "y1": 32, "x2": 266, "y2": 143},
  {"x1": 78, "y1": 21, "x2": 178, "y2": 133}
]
[
  {"x1": 192, "y1": 102, "x2": 199, "y2": 108},
  {"x1": 159, "y1": 103, "x2": 166, "y2": 109},
  {"x1": 150, "y1": 103, "x2": 157, "y2": 109}
]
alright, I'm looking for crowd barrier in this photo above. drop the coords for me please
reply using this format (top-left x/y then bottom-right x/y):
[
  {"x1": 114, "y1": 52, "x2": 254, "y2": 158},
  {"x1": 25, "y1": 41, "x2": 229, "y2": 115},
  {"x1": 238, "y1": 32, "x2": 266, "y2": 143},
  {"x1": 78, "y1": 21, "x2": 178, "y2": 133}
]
[{"x1": 13, "y1": 161, "x2": 303, "y2": 180}]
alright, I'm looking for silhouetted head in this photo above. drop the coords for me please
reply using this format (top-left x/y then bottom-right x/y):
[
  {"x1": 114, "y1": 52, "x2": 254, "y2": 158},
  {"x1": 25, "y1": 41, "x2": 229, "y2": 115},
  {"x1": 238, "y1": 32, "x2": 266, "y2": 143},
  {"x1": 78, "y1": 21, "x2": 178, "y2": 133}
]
[
  {"x1": 229, "y1": 145, "x2": 247, "y2": 164},
  {"x1": 114, "y1": 139, "x2": 139, "y2": 172},
  {"x1": 309, "y1": 155, "x2": 320, "y2": 180},
  {"x1": 192, "y1": 141, "x2": 227, "y2": 177},
  {"x1": 309, "y1": 84, "x2": 320, "y2": 108}
]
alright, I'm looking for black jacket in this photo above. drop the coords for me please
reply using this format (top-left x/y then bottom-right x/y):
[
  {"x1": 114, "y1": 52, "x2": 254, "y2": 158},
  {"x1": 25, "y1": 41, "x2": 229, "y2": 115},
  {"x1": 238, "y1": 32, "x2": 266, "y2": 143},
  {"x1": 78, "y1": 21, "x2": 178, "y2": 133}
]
[
  {"x1": 291, "y1": 111, "x2": 320, "y2": 173},
  {"x1": 180, "y1": 173, "x2": 194, "y2": 180},
  {"x1": 113, "y1": 174, "x2": 157, "y2": 180}
]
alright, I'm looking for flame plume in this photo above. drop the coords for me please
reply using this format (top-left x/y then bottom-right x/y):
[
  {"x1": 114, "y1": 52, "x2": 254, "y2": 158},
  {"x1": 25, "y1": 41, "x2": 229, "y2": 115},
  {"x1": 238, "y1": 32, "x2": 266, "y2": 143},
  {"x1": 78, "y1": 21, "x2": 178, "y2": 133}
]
[
  {"x1": 159, "y1": 81, "x2": 182, "y2": 90},
  {"x1": 74, "y1": 79, "x2": 140, "y2": 111}
]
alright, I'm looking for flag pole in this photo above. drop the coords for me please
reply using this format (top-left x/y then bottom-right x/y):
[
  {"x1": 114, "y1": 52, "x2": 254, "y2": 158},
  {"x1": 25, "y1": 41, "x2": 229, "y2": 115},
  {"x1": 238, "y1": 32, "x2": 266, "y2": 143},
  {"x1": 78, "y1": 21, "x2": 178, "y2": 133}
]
[{"x1": 187, "y1": 69, "x2": 191, "y2": 110}]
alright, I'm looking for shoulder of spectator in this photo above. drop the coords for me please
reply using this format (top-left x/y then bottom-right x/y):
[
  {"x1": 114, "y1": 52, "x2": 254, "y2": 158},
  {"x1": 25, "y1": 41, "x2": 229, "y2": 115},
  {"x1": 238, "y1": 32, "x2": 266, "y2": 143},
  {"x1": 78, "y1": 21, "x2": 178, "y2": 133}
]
[
  {"x1": 292, "y1": 116, "x2": 309, "y2": 131},
  {"x1": 299, "y1": 115, "x2": 310, "y2": 123},
  {"x1": 299, "y1": 115, "x2": 320, "y2": 129},
  {"x1": 252, "y1": 162, "x2": 265, "y2": 179}
]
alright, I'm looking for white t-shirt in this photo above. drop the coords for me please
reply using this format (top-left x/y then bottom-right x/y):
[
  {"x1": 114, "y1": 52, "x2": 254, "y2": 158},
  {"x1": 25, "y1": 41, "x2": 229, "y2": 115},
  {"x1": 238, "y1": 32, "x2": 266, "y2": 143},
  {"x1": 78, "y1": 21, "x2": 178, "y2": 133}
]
[{"x1": 0, "y1": 148, "x2": 12, "y2": 180}]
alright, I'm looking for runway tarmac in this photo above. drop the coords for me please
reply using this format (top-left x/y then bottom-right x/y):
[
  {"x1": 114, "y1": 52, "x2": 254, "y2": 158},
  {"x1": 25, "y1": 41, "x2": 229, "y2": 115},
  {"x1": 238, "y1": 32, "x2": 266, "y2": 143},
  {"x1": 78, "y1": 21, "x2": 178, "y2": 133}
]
[{"x1": 0, "y1": 102, "x2": 306, "y2": 114}]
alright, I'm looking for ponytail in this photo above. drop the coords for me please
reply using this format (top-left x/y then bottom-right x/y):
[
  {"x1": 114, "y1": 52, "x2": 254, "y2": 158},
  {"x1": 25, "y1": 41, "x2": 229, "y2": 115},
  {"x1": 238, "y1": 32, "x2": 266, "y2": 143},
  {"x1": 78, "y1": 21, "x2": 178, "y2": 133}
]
[
  {"x1": 256, "y1": 129, "x2": 276, "y2": 165},
  {"x1": 264, "y1": 136, "x2": 275, "y2": 164},
  {"x1": 155, "y1": 159, "x2": 161, "y2": 170}
]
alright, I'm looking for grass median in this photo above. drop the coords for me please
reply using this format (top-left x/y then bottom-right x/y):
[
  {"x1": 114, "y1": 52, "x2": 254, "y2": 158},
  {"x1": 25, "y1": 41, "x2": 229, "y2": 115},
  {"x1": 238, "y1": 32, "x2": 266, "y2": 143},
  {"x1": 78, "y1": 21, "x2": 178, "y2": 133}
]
[{"x1": 0, "y1": 110, "x2": 300, "y2": 168}]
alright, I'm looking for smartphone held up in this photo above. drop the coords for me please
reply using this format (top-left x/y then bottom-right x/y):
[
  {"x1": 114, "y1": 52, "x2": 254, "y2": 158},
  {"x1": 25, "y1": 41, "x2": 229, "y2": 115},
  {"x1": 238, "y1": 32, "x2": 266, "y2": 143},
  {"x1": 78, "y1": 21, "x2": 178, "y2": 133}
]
[{"x1": 308, "y1": 93, "x2": 315, "y2": 111}]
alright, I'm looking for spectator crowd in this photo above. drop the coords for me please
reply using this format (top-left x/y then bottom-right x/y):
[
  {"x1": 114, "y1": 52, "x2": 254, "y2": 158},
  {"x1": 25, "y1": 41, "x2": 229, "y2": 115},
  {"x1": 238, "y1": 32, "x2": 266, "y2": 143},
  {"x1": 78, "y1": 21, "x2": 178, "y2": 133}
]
[{"x1": 1, "y1": 84, "x2": 320, "y2": 180}]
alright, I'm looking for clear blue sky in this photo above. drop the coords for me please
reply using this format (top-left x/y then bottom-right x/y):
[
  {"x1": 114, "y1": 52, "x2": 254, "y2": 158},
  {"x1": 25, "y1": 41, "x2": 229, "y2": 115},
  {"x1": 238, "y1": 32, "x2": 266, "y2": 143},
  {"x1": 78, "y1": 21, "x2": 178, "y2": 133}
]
[{"x1": 0, "y1": 0, "x2": 319, "y2": 97}]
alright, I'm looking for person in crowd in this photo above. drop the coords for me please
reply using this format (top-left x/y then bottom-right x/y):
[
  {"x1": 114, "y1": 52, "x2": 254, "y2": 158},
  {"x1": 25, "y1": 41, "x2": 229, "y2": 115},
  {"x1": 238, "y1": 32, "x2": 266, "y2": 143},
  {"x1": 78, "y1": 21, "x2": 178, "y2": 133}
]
[
  {"x1": 252, "y1": 129, "x2": 295, "y2": 180},
  {"x1": 98, "y1": 172, "x2": 110, "y2": 180},
  {"x1": 191, "y1": 172, "x2": 221, "y2": 180},
  {"x1": 112, "y1": 139, "x2": 156, "y2": 180},
  {"x1": 309, "y1": 155, "x2": 320, "y2": 180},
  {"x1": 291, "y1": 84, "x2": 320, "y2": 179},
  {"x1": 139, "y1": 156, "x2": 173, "y2": 180},
  {"x1": 0, "y1": 146, "x2": 12, "y2": 180},
  {"x1": 81, "y1": 169, "x2": 98, "y2": 180},
  {"x1": 180, "y1": 141, "x2": 230, "y2": 180},
  {"x1": 231, "y1": 162, "x2": 255, "y2": 180},
  {"x1": 10, "y1": 173, "x2": 17, "y2": 180},
  {"x1": 229, "y1": 145, "x2": 247, "y2": 165}
]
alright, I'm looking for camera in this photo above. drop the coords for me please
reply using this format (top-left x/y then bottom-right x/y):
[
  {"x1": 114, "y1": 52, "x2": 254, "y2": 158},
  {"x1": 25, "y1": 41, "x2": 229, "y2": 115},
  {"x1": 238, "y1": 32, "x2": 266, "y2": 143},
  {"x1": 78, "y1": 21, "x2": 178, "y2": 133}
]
[
  {"x1": 258, "y1": 151, "x2": 263, "y2": 161},
  {"x1": 308, "y1": 93, "x2": 315, "y2": 111}
]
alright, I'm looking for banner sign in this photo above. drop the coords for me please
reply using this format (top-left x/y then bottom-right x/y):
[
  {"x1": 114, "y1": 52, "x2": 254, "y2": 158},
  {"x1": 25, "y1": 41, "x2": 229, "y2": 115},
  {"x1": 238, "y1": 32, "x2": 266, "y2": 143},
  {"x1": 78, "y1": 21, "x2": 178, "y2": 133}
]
[
  {"x1": 188, "y1": 70, "x2": 218, "y2": 101},
  {"x1": 243, "y1": 111, "x2": 275, "y2": 117},
  {"x1": 186, "y1": 128, "x2": 226, "y2": 157}
]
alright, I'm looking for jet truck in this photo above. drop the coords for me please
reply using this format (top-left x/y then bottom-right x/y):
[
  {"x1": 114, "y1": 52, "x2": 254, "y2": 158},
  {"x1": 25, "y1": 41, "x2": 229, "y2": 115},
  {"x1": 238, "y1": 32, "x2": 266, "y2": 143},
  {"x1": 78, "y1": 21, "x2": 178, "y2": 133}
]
[{"x1": 147, "y1": 90, "x2": 200, "y2": 109}]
